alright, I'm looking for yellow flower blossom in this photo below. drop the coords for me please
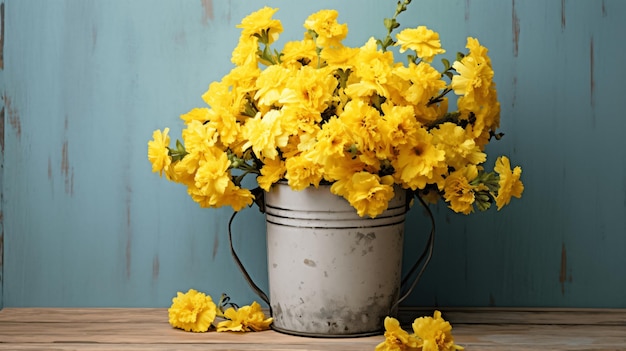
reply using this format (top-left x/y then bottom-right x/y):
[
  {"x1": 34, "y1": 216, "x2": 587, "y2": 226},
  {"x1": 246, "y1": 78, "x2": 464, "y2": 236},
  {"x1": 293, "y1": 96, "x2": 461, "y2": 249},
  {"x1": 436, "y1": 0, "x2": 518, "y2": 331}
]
[
  {"x1": 216, "y1": 301, "x2": 273, "y2": 332},
  {"x1": 451, "y1": 37, "x2": 493, "y2": 101},
  {"x1": 257, "y1": 157, "x2": 286, "y2": 191},
  {"x1": 443, "y1": 165, "x2": 479, "y2": 215},
  {"x1": 345, "y1": 37, "x2": 394, "y2": 98},
  {"x1": 236, "y1": 7, "x2": 283, "y2": 44},
  {"x1": 242, "y1": 110, "x2": 290, "y2": 160},
  {"x1": 181, "y1": 120, "x2": 218, "y2": 155},
  {"x1": 375, "y1": 317, "x2": 419, "y2": 351},
  {"x1": 279, "y1": 65, "x2": 337, "y2": 115},
  {"x1": 148, "y1": 128, "x2": 171, "y2": 177},
  {"x1": 285, "y1": 153, "x2": 324, "y2": 191},
  {"x1": 494, "y1": 156, "x2": 524, "y2": 210},
  {"x1": 218, "y1": 183, "x2": 255, "y2": 212},
  {"x1": 149, "y1": 6, "x2": 522, "y2": 214},
  {"x1": 332, "y1": 172, "x2": 395, "y2": 218},
  {"x1": 168, "y1": 289, "x2": 217, "y2": 333},
  {"x1": 395, "y1": 26, "x2": 445, "y2": 62},
  {"x1": 231, "y1": 34, "x2": 259, "y2": 67},
  {"x1": 412, "y1": 310, "x2": 464, "y2": 351},
  {"x1": 431, "y1": 122, "x2": 486, "y2": 170},
  {"x1": 393, "y1": 128, "x2": 447, "y2": 191},
  {"x1": 303, "y1": 9, "x2": 348, "y2": 48},
  {"x1": 280, "y1": 38, "x2": 318, "y2": 68}
]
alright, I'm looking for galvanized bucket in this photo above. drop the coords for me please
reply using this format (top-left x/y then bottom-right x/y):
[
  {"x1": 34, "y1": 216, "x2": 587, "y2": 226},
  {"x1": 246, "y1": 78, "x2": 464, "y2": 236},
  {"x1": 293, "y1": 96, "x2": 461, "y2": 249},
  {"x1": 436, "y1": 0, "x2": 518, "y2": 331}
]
[{"x1": 228, "y1": 182, "x2": 433, "y2": 337}]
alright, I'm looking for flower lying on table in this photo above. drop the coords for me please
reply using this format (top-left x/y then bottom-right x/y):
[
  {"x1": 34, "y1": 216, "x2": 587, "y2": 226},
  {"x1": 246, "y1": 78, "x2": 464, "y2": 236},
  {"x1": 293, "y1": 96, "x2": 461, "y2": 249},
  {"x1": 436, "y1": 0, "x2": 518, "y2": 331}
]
[
  {"x1": 147, "y1": 0, "x2": 524, "y2": 218},
  {"x1": 168, "y1": 289, "x2": 272, "y2": 333},
  {"x1": 376, "y1": 311, "x2": 463, "y2": 351}
]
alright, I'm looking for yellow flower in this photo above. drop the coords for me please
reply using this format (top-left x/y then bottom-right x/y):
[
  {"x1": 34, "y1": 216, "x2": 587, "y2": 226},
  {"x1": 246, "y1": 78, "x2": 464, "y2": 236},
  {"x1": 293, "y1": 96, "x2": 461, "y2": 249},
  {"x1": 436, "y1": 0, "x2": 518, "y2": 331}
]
[
  {"x1": 443, "y1": 165, "x2": 479, "y2": 215},
  {"x1": 180, "y1": 107, "x2": 210, "y2": 125},
  {"x1": 451, "y1": 38, "x2": 493, "y2": 101},
  {"x1": 192, "y1": 149, "x2": 232, "y2": 205},
  {"x1": 375, "y1": 316, "x2": 419, "y2": 351},
  {"x1": 148, "y1": 128, "x2": 171, "y2": 177},
  {"x1": 333, "y1": 172, "x2": 395, "y2": 218},
  {"x1": 395, "y1": 26, "x2": 445, "y2": 62},
  {"x1": 181, "y1": 120, "x2": 218, "y2": 155},
  {"x1": 285, "y1": 153, "x2": 323, "y2": 191},
  {"x1": 242, "y1": 110, "x2": 290, "y2": 160},
  {"x1": 218, "y1": 183, "x2": 255, "y2": 212},
  {"x1": 431, "y1": 122, "x2": 486, "y2": 170},
  {"x1": 231, "y1": 34, "x2": 259, "y2": 67},
  {"x1": 392, "y1": 61, "x2": 447, "y2": 123},
  {"x1": 345, "y1": 37, "x2": 394, "y2": 98},
  {"x1": 393, "y1": 128, "x2": 447, "y2": 191},
  {"x1": 257, "y1": 157, "x2": 286, "y2": 191},
  {"x1": 494, "y1": 156, "x2": 524, "y2": 210},
  {"x1": 280, "y1": 38, "x2": 318, "y2": 67},
  {"x1": 236, "y1": 7, "x2": 283, "y2": 44},
  {"x1": 279, "y1": 65, "x2": 337, "y2": 115},
  {"x1": 254, "y1": 65, "x2": 292, "y2": 109},
  {"x1": 168, "y1": 289, "x2": 217, "y2": 333},
  {"x1": 216, "y1": 301, "x2": 273, "y2": 332},
  {"x1": 303, "y1": 9, "x2": 348, "y2": 48},
  {"x1": 412, "y1": 311, "x2": 464, "y2": 351}
]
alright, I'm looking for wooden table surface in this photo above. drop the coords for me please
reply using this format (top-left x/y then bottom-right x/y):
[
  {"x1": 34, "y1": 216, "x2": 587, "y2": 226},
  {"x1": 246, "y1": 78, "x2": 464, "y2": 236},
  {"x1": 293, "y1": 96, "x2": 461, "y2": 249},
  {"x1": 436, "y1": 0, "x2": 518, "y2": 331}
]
[{"x1": 1, "y1": 308, "x2": 625, "y2": 350}]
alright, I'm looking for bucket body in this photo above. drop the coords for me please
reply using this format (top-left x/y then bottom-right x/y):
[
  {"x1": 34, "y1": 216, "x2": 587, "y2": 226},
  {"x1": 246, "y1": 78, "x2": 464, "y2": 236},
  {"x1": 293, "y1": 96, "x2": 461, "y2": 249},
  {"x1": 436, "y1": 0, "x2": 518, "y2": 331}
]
[{"x1": 265, "y1": 182, "x2": 406, "y2": 336}]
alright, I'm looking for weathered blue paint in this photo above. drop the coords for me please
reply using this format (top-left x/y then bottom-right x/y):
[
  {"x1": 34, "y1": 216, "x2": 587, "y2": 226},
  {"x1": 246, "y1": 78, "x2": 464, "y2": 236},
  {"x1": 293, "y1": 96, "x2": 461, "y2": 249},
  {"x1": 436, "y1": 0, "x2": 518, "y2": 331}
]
[{"x1": 1, "y1": 0, "x2": 625, "y2": 309}]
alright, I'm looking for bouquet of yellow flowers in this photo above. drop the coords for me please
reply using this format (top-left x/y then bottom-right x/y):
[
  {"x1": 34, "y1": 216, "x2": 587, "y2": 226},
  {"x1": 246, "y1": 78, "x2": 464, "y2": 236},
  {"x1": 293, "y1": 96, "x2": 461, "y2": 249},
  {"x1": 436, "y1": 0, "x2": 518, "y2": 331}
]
[{"x1": 148, "y1": 2, "x2": 523, "y2": 218}]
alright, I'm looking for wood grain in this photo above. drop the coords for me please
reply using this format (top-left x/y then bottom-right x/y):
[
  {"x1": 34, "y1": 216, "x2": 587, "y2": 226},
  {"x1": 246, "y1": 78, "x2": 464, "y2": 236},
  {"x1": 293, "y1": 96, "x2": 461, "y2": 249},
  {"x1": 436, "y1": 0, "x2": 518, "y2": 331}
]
[{"x1": 1, "y1": 308, "x2": 625, "y2": 350}]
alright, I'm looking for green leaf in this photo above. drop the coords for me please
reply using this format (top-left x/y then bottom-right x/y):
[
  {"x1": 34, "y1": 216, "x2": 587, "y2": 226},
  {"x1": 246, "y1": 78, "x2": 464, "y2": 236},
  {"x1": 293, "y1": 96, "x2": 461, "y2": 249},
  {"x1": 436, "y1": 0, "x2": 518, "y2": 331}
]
[{"x1": 441, "y1": 58, "x2": 450, "y2": 70}]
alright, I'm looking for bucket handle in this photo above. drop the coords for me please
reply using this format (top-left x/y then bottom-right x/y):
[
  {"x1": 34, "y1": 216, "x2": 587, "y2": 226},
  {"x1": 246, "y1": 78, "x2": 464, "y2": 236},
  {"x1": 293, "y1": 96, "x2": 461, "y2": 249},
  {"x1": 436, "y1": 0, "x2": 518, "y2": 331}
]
[
  {"x1": 228, "y1": 205, "x2": 271, "y2": 307},
  {"x1": 227, "y1": 187, "x2": 435, "y2": 315}
]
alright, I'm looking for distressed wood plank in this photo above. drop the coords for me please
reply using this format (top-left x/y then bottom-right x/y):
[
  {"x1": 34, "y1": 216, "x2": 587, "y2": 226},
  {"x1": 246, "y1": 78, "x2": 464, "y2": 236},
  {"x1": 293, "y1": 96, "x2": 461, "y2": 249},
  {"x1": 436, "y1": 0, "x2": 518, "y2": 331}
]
[{"x1": 1, "y1": 308, "x2": 626, "y2": 350}]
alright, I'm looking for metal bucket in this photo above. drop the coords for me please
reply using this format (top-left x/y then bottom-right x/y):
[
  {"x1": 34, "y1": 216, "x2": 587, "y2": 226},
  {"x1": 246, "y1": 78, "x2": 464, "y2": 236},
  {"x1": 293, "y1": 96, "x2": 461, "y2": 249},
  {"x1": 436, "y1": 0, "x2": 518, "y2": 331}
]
[{"x1": 263, "y1": 182, "x2": 407, "y2": 336}]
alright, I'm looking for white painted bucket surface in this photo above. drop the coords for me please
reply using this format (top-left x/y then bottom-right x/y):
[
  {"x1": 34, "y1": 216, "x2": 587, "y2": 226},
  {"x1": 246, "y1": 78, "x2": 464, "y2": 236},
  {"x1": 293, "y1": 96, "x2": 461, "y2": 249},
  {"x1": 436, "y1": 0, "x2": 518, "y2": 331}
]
[{"x1": 265, "y1": 182, "x2": 407, "y2": 336}]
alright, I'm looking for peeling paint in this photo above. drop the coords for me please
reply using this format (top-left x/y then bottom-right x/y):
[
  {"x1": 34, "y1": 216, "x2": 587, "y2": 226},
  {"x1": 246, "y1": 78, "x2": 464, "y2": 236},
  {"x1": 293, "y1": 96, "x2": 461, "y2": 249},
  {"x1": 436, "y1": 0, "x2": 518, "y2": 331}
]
[
  {"x1": 561, "y1": 0, "x2": 566, "y2": 29},
  {"x1": 464, "y1": 0, "x2": 470, "y2": 21},
  {"x1": 0, "y1": 105, "x2": 4, "y2": 154},
  {"x1": 200, "y1": 0, "x2": 214, "y2": 25},
  {"x1": 0, "y1": 3, "x2": 4, "y2": 70},
  {"x1": 2, "y1": 94, "x2": 20, "y2": 139},
  {"x1": 125, "y1": 186, "x2": 133, "y2": 279},
  {"x1": 60, "y1": 141, "x2": 74, "y2": 195},
  {"x1": 512, "y1": 75, "x2": 517, "y2": 107},
  {"x1": 0, "y1": 211, "x2": 3, "y2": 272},
  {"x1": 559, "y1": 243, "x2": 572, "y2": 294},
  {"x1": 590, "y1": 36, "x2": 595, "y2": 109},
  {"x1": 212, "y1": 230, "x2": 219, "y2": 261},
  {"x1": 152, "y1": 255, "x2": 160, "y2": 281},
  {"x1": 559, "y1": 243, "x2": 567, "y2": 294},
  {"x1": 512, "y1": 0, "x2": 520, "y2": 57}
]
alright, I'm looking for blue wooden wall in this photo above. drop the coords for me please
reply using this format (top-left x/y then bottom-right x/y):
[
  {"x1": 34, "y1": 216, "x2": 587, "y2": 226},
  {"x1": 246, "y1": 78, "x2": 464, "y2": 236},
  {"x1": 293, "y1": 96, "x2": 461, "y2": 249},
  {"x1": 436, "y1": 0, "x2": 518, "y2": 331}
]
[{"x1": 1, "y1": 0, "x2": 625, "y2": 309}]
